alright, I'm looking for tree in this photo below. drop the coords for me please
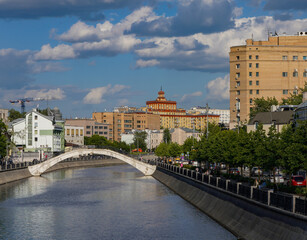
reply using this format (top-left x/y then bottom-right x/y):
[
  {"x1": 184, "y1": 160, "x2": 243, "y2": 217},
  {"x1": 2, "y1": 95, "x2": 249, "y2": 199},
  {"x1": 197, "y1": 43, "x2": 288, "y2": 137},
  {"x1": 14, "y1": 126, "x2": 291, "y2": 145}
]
[
  {"x1": 182, "y1": 137, "x2": 194, "y2": 154},
  {"x1": 168, "y1": 142, "x2": 182, "y2": 158},
  {"x1": 249, "y1": 97, "x2": 278, "y2": 119},
  {"x1": 281, "y1": 82, "x2": 307, "y2": 105},
  {"x1": 155, "y1": 142, "x2": 170, "y2": 158},
  {"x1": 133, "y1": 131, "x2": 147, "y2": 151},
  {"x1": 163, "y1": 128, "x2": 171, "y2": 143},
  {"x1": 85, "y1": 135, "x2": 109, "y2": 146},
  {"x1": 0, "y1": 120, "x2": 8, "y2": 158},
  {"x1": 8, "y1": 109, "x2": 25, "y2": 122}
]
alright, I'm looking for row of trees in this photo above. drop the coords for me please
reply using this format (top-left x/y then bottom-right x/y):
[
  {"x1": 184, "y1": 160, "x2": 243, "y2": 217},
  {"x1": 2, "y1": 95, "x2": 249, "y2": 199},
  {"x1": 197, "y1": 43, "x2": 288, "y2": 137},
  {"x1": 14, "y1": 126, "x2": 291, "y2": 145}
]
[
  {"x1": 155, "y1": 122, "x2": 307, "y2": 175},
  {"x1": 84, "y1": 135, "x2": 130, "y2": 152}
]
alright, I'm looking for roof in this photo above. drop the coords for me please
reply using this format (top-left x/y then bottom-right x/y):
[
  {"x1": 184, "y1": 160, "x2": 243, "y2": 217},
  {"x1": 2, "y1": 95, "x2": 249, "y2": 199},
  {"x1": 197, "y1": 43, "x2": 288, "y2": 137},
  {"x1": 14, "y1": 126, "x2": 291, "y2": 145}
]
[
  {"x1": 296, "y1": 101, "x2": 307, "y2": 111},
  {"x1": 248, "y1": 111, "x2": 294, "y2": 125},
  {"x1": 8, "y1": 118, "x2": 25, "y2": 128}
]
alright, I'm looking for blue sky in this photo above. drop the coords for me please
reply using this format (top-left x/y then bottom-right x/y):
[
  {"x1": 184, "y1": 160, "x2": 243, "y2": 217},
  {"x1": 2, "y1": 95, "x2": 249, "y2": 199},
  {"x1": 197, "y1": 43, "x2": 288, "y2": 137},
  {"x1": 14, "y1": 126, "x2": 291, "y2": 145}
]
[{"x1": 1, "y1": 0, "x2": 307, "y2": 118}]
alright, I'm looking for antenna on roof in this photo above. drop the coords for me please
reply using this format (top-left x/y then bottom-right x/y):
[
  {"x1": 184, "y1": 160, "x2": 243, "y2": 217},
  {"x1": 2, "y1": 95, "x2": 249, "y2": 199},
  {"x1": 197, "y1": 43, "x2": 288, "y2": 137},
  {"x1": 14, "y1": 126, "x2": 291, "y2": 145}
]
[{"x1": 160, "y1": 85, "x2": 162, "y2": 91}]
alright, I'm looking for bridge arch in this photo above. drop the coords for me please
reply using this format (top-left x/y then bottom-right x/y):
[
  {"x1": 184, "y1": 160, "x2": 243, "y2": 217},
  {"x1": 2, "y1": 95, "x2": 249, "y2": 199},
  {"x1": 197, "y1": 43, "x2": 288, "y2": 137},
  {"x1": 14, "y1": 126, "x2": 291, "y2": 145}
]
[{"x1": 28, "y1": 149, "x2": 156, "y2": 176}]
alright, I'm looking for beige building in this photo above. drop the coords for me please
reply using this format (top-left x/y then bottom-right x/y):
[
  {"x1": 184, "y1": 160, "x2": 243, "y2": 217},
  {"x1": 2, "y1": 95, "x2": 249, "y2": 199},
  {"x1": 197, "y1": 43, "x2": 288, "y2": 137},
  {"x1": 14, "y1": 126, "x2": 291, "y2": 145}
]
[
  {"x1": 229, "y1": 34, "x2": 307, "y2": 128},
  {"x1": 65, "y1": 119, "x2": 110, "y2": 139},
  {"x1": 0, "y1": 108, "x2": 8, "y2": 123},
  {"x1": 92, "y1": 112, "x2": 160, "y2": 142},
  {"x1": 65, "y1": 125, "x2": 84, "y2": 146},
  {"x1": 170, "y1": 128, "x2": 201, "y2": 145},
  {"x1": 146, "y1": 90, "x2": 219, "y2": 130}
]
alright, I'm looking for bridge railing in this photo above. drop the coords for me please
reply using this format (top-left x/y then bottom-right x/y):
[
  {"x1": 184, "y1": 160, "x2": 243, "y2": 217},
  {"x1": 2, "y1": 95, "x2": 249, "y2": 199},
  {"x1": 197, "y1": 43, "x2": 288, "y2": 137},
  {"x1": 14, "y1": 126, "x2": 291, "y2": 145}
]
[{"x1": 156, "y1": 162, "x2": 307, "y2": 217}]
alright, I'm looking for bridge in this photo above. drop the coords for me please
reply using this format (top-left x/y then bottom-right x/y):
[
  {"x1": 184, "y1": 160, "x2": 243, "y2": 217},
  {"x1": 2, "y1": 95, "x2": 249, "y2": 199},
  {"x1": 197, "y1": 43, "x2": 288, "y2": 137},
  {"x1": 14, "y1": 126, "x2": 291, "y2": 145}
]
[{"x1": 28, "y1": 149, "x2": 157, "y2": 176}]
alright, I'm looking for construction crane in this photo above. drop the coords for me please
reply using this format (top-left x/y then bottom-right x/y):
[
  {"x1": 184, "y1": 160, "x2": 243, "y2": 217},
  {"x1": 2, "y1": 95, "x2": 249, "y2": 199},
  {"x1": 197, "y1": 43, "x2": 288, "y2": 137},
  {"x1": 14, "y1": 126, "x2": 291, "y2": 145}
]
[{"x1": 9, "y1": 97, "x2": 48, "y2": 113}]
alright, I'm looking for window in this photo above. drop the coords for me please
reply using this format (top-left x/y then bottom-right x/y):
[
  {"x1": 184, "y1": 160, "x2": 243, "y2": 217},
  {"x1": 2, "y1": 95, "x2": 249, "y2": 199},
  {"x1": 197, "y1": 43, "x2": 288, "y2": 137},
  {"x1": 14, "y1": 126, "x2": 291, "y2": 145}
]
[
  {"x1": 236, "y1": 64, "x2": 240, "y2": 69},
  {"x1": 250, "y1": 99, "x2": 253, "y2": 104},
  {"x1": 236, "y1": 90, "x2": 240, "y2": 95},
  {"x1": 35, "y1": 137, "x2": 38, "y2": 142},
  {"x1": 256, "y1": 81, "x2": 259, "y2": 85},
  {"x1": 34, "y1": 115, "x2": 38, "y2": 120},
  {"x1": 236, "y1": 81, "x2": 240, "y2": 87},
  {"x1": 236, "y1": 72, "x2": 240, "y2": 78},
  {"x1": 95, "y1": 131, "x2": 98, "y2": 134},
  {"x1": 104, "y1": 126, "x2": 107, "y2": 129},
  {"x1": 86, "y1": 131, "x2": 90, "y2": 135},
  {"x1": 99, "y1": 132, "x2": 103, "y2": 134},
  {"x1": 303, "y1": 56, "x2": 307, "y2": 60},
  {"x1": 249, "y1": 72, "x2": 252, "y2": 77},
  {"x1": 34, "y1": 122, "x2": 38, "y2": 128},
  {"x1": 256, "y1": 63, "x2": 259, "y2": 68},
  {"x1": 71, "y1": 129, "x2": 74, "y2": 136},
  {"x1": 303, "y1": 72, "x2": 307, "y2": 77},
  {"x1": 94, "y1": 126, "x2": 98, "y2": 129},
  {"x1": 35, "y1": 130, "x2": 38, "y2": 135},
  {"x1": 76, "y1": 129, "x2": 79, "y2": 135},
  {"x1": 282, "y1": 72, "x2": 288, "y2": 77},
  {"x1": 283, "y1": 90, "x2": 288, "y2": 94},
  {"x1": 256, "y1": 90, "x2": 259, "y2": 94},
  {"x1": 249, "y1": 90, "x2": 253, "y2": 94},
  {"x1": 249, "y1": 55, "x2": 252, "y2": 59},
  {"x1": 80, "y1": 130, "x2": 83, "y2": 136},
  {"x1": 293, "y1": 90, "x2": 298, "y2": 95},
  {"x1": 99, "y1": 126, "x2": 103, "y2": 129},
  {"x1": 66, "y1": 129, "x2": 70, "y2": 135},
  {"x1": 255, "y1": 55, "x2": 259, "y2": 59},
  {"x1": 293, "y1": 71, "x2": 298, "y2": 77},
  {"x1": 293, "y1": 56, "x2": 298, "y2": 60},
  {"x1": 254, "y1": 121, "x2": 259, "y2": 130},
  {"x1": 249, "y1": 81, "x2": 252, "y2": 86},
  {"x1": 137, "y1": 125, "x2": 141, "y2": 128},
  {"x1": 282, "y1": 56, "x2": 288, "y2": 60},
  {"x1": 236, "y1": 56, "x2": 240, "y2": 60},
  {"x1": 86, "y1": 126, "x2": 90, "y2": 129},
  {"x1": 256, "y1": 72, "x2": 259, "y2": 77},
  {"x1": 249, "y1": 63, "x2": 252, "y2": 68}
]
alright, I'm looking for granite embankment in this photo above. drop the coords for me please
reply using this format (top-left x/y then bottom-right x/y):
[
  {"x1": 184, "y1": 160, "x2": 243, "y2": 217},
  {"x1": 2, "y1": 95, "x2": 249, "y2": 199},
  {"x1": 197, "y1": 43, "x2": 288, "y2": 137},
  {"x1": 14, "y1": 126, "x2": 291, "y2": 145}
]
[
  {"x1": 153, "y1": 167, "x2": 307, "y2": 240},
  {"x1": 0, "y1": 158, "x2": 125, "y2": 185}
]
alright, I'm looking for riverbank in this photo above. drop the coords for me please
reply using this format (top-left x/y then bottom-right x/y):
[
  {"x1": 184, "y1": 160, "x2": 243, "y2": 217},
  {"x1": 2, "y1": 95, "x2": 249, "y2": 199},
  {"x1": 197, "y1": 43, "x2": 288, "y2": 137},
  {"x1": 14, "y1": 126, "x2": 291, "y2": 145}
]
[
  {"x1": 0, "y1": 158, "x2": 126, "y2": 185},
  {"x1": 153, "y1": 167, "x2": 307, "y2": 240}
]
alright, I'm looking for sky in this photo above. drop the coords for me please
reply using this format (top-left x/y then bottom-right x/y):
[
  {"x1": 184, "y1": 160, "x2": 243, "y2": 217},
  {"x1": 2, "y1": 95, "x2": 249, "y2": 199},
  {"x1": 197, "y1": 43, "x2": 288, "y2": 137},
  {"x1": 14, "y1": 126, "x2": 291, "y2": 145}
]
[{"x1": 1, "y1": 0, "x2": 307, "y2": 118}]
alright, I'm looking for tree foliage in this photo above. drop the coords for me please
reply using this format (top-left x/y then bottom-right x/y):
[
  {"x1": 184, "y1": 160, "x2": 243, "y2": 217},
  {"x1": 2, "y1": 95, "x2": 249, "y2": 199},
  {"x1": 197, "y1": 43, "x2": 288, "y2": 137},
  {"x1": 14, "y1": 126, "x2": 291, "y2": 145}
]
[
  {"x1": 0, "y1": 120, "x2": 8, "y2": 158},
  {"x1": 84, "y1": 135, "x2": 130, "y2": 152},
  {"x1": 8, "y1": 109, "x2": 25, "y2": 122},
  {"x1": 163, "y1": 128, "x2": 171, "y2": 143},
  {"x1": 133, "y1": 131, "x2": 147, "y2": 151}
]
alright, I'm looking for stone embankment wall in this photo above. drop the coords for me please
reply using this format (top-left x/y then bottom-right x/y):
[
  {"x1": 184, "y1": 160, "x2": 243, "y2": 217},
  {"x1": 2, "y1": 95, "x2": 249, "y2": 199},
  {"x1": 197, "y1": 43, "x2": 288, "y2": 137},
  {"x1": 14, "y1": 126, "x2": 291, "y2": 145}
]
[
  {"x1": 0, "y1": 158, "x2": 125, "y2": 185},
  {"x1": 153, "y1": 168, "x2": 307, "y2": 240}
]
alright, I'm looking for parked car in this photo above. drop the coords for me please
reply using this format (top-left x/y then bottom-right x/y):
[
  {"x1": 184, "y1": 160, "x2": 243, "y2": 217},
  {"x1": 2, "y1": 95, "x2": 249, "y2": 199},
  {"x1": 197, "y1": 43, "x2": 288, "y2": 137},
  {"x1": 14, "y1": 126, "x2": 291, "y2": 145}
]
[
  {"x1": 252, "y1": 167, "x2": 262, "y2": 176},
  {"x1": 290, "y1": 175, "x2": 306, "y2": 187},
  {"x1": 270, "y1": 174, "x2": 284, "y2": 184},
  {"x1": 229, "y1": 168, "x2": 240, "y2": 175}
]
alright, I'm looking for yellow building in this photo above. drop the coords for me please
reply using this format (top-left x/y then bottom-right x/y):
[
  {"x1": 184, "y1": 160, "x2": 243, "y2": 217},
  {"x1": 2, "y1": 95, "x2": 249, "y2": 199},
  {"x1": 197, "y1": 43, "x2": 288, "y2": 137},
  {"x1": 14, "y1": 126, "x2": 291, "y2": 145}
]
[
  {"x1": 92, "y1": 112, "x2": 160, "y2": 142},
  {"x1": 229, "y1": 34, "x2": 307, "y2": 128},
  {"x1": 146, "y1": 90, "x2": 219, "y2": 130}
]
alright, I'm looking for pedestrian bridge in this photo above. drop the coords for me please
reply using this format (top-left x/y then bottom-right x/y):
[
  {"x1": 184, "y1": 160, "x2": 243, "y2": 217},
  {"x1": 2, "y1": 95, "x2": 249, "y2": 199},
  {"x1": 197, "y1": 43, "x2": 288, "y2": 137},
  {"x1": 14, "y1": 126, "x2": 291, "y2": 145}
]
[{"x1": 28, "y1": 149, "x2": 156, "y2": 176}]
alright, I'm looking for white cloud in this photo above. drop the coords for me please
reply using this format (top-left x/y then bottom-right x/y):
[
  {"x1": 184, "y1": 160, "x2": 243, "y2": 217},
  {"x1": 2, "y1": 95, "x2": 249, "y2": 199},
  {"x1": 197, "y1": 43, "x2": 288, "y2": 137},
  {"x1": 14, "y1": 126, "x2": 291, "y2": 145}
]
[
  {"x1": 136, "y1": 59, "x2": 159, "y2": 68},
  {"x1": 83, "y1": 84, "x2": 130, "y2": 104},
  {"x1": 181, "y1": 91, "x2": 202, "y2": 102},
  {"x1": 206, "y1": 74, "x2": 229, "y2": 100},
  {"x1": 34, "y1": 44, "x2": 76, "y2": 60},
  {"x1": 24, "y1": 88, "x2": 66, "y2": 100}
]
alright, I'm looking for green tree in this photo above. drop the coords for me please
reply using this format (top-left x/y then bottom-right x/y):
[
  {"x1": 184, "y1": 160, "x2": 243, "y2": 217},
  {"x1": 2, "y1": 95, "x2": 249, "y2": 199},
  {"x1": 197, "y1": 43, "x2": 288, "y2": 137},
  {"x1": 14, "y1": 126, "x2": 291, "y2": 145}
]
[
  {"x1": 182, "y1": 137, "x2": 194, "y2": 154},
  {"x1": 85, "y1": 135, "x2": 109, "y2": 146},
  {"x1": 281, "y1": 82, "x2": 307, "y2": 105},
  {"x1": 168, "y1": 142, "x2": 182, "y2": 158},
  {"x1": 0, "y1": 120, "x2": 8, "y2": 158},
  {"x1": 249, "y1": 97, "x2": 278, "y2": 119},
  {"x1": 155, "y1": 142, "x2": 170, "y2": 158},
  {"x1": 163, "y1": 128, "x2": 171, "y2": 143},
  {"x1": 133, "y1": 131, "x2": 147, "y2": 151},
  {"x1": 8, "y1": 109, "x2": 25, "y2": 122}
]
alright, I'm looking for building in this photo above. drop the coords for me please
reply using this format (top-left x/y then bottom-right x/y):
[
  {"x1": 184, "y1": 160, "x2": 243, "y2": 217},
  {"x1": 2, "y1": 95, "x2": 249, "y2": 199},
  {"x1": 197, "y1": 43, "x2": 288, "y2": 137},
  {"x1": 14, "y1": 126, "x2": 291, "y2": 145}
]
[
  {"x1": 230, "y1": 33, "x2": 307, "y2": 129},
  {"x1": 9, "y1": 109, "x2": 64, "y2": 153},
  {"x1": 295, "y1": 91, "x2": 307, "y2": 121},
  {"x1": 0, "y1": 109, "x2": 8, "y2": 123},
  {"x1": 92, "y1": 112, "x2": 160, "y2": 142},
  {"x1": 146, "y1": 90, "x2": 219, "y2": 130},
  {"x1": 170, "y1": 128, "x2": 201, "y2": 145},
  {"x1": 188, "y1": 107, "x2": 230, "y2": 125},
  {"x1": 247, "y1": 110, "x2": 294, "y2": 134},
  {"x1": 65, "y1": 124, "x2": 84, "y2": 146},
  {"x1": 65, "y1": 119, "x2": 110, "y2": 139}
]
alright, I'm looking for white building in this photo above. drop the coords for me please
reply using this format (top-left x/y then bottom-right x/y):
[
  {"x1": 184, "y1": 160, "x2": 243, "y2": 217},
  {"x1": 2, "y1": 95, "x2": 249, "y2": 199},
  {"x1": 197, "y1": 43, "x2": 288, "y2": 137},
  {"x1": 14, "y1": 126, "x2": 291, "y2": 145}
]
[
  {"x1": 9, "y1": 109, "x2": 64, "y2": 153},
  {"x1": 65, "y1": 125, "x2": 84, "y2": 146},
  {"x1": 188, "y1": 107, "x2": 230, "y2": 125}
]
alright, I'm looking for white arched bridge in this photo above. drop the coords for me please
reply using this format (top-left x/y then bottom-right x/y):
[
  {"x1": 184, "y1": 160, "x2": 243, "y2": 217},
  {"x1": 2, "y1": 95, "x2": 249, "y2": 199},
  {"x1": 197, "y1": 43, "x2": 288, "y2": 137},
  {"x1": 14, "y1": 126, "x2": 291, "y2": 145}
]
[{"x1": 28, "y1": 149, "x2": 157, "y2": 176}]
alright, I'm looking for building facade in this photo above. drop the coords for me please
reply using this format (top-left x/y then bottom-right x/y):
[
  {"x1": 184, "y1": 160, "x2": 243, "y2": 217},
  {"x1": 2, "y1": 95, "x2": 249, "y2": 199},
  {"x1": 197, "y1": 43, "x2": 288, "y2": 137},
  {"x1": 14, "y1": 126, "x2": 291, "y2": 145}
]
[
  {"x1": 65, "y1": 119, "x2": 110, "y2": 139},
  {"x1": 230, "y1": 34, "x2": 307, "y2": 128},
  {"x1": 146, "y1": 90, "x2": 220, "y2": 130},
  {"x1": 0, "y1": 109, "x2": 8, "y2": 123},
  {"x1": 65, "y1": 125, "x2": 84, "y2": 146},
  {"x1": 188, "y1": 107, "x2": 230, "y2": 125},
  {"x1": 92, "y1": 112, "x2": 160, "y2": 142}
]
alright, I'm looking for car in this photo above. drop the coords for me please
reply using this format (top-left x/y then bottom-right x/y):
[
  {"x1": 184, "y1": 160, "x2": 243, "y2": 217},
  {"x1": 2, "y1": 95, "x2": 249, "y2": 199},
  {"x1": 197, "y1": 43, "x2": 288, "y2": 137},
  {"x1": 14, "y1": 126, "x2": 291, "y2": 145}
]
[
  {"x1": 290, "y1": 175, "x2": 306, "y2": 187},
  {"x1": 252, "y1": 167, "x2": 262, "y2": 176},
  {"x1": 270, "y1": 174, "x2": 284, "y2": 184},
  {"x1": 229, "y1": 168, "x2": 240, "y2": 175}
]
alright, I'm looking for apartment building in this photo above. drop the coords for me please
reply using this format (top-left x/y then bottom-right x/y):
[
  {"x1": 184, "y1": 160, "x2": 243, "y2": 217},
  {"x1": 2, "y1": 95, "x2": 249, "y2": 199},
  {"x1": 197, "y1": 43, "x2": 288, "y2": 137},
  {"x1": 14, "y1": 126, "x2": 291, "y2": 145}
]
[
  {"x1": 229, "y1": 33, "x2": 307, "y2": 128},
  {"x1": 65, "y1": 124, "x2": 84, "y2": 146},
  {"x1": 92, "y1": 112, "x2": 160, "y2": 142}
]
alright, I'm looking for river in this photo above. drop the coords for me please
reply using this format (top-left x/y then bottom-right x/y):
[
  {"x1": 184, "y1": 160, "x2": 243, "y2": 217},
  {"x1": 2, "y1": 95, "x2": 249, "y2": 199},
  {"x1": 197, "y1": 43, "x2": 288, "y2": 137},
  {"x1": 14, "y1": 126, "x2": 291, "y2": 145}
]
[{"x1": 0, "y1": 165, "x2": 236, "y2": 240}]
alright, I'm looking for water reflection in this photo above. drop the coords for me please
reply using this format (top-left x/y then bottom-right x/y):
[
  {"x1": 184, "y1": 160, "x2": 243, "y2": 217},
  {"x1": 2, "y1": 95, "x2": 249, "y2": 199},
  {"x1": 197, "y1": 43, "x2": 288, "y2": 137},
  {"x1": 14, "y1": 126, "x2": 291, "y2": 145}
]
[{"x1": 0, "y1": 165, "x2": 235, "y2": 240}]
